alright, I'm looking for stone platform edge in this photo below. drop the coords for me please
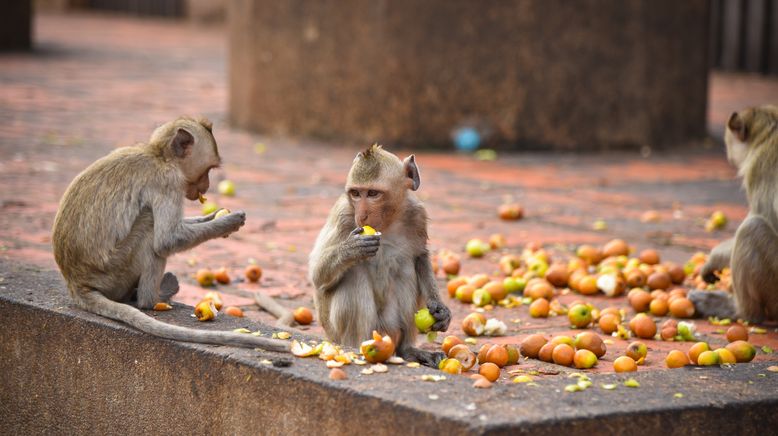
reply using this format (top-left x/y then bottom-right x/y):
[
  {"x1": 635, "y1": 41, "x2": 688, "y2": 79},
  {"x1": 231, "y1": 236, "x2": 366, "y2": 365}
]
[{"x1": 1, "y1": 260, "x2": 776, "y2": 435}]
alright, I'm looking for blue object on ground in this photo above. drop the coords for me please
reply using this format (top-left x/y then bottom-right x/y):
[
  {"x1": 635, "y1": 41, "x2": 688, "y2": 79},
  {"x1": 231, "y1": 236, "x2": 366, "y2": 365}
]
[{"x1": 453, "y1": 127, "x2": 481, "y2": 152}]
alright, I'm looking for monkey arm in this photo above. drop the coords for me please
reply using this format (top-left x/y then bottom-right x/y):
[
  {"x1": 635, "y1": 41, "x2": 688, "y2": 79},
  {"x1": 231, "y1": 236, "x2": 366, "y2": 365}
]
[
  {"x1": 309, "y1": 228, "x2": 380, "y2": 292},
  {"x1": 701, "y1": 237, "x2": 734, "y2": 283},
  {"x1": 183, "y1": 209, "x2": 220, "y2": 224},
  {"x1": 415, "y1": 251, "x2": 451, "y2": 332},
  {"x1": 150, "y1": 195, "x2": 245, "y2": 257}
]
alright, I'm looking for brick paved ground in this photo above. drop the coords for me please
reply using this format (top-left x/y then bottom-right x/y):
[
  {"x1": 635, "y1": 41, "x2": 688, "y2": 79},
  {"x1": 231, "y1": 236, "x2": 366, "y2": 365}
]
[{"x1": 1, "y1": 14, "x2": 777, "y2": 377}]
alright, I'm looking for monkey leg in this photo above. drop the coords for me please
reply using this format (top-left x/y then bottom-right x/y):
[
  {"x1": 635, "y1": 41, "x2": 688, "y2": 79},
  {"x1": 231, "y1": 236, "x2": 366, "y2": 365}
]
[
  {"x1": 730, "y1": 215, "x2": 778, "y2": 323},
  {"x1": 395, "y1": 326, "x2": 444, "y2": 368},
  {"x1": 159, "y1": 272, "x2": 180, "y2": 302}
]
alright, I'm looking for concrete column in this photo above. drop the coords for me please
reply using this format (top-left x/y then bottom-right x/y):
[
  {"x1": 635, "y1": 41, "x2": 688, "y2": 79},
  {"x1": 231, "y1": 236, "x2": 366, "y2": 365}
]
[{"x1": 229, "y1": 0, "x2": 709, "y2": 150}]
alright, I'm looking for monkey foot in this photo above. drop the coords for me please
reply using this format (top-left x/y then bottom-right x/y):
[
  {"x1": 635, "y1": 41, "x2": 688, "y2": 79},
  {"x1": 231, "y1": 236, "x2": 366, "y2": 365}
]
[
  {"x1": 159, "y1": 272, "x2": 180, "y2": 301},
  {"x1": 399, "y1": 348, "x2": 445, "y2": 368}
]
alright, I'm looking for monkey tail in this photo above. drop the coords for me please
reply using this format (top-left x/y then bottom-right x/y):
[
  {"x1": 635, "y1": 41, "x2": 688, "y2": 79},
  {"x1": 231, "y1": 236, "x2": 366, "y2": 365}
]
[{"x1": 75, "y1": 290, "x2": 290, "y2": 353}]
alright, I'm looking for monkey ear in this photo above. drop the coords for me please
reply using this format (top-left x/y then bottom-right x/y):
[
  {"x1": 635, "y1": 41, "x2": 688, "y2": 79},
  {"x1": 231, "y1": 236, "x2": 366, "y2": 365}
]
[
  {"x1": 728, "y1": 112, "x2": 748, "y2": 142},
  {"x1": 403, "y1": 155, "x2": 420, "y2": 191},
  {"x1": 171, "y1": 128, "x2": 194, "y2": 158}
]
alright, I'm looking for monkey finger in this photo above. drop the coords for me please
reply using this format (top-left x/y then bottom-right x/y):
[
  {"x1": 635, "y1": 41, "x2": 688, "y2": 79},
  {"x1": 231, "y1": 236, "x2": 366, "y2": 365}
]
[
  {"x1": 431, "y1": 319, "x2": 451, "y2": 332},
  {"x1": 350, "y1": 227, "x2": 365, "y2": 236}
]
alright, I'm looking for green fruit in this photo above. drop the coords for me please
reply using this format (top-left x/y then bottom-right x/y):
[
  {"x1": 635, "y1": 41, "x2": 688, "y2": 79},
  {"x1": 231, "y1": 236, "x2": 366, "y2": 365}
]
[
  {"x1": 218, "y1": 179, "x2": 236, "y2": 196},
  {"x1": 528, "y1": 258, "x2": 549, "y2": 277},
  {"x1": 466, "y1": 239, "x2": 487, "y2": 258},
  {"x1": 568, "y1": 304, "x2": 593, "y2": 328},
  {"x1": 503, "y1": 277, "x2": 523, "y2": 294},
  {"x1": 472, "y1": 288, "x2": 492, "y2": 307},
  {"x1": 414, "y1": 308, "x2": 435, "y2": 333}
]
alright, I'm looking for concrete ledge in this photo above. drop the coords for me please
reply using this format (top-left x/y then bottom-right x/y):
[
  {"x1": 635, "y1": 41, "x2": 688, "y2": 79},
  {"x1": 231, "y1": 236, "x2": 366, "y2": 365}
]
[{"x1": 1, "y1": 259, "x2": 777, "y2": 435}]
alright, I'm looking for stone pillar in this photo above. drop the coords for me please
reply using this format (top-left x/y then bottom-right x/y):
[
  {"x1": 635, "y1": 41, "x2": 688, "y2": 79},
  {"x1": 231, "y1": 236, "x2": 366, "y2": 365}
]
[
  {"x1": 1, "y1": 0, "x2": 32, "y2": 51},
  {"x1": 229, "y1": 0, "x2": 709, "y2": 150}
]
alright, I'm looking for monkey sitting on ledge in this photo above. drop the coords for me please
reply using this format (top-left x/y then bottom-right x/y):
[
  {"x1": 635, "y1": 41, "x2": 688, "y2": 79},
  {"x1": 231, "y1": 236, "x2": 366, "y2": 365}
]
[
  {"x1": 689, "y1": 105, "x2": 778, "y2": 323},
  {"x1": 52, "y1": 116, "x2": 289, "y2": 352},
  {"x1": 309, "y1": 144, "x2": 451, "y2": 367}
]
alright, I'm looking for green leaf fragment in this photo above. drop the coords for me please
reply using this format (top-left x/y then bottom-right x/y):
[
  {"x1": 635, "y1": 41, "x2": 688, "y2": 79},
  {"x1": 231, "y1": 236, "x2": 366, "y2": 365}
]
[
  {"x1": 601, "y1": 383, "x2": 617, "y2": 390},
  {"x1": 624, "y1": 378, "x2": 640, "y2": 388},
  {"x1": 761, "y1": 345, "x2": 773, "y2": 354},
  {"x1": 674, "y1": 393, "x2": 684, "y2": 398}
]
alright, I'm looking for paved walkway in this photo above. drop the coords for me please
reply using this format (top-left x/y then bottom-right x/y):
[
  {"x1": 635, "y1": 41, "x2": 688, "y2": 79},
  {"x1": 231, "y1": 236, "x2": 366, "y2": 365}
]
[{"x1": 1, "y1": 14, "x2": 777, "y2": 374}]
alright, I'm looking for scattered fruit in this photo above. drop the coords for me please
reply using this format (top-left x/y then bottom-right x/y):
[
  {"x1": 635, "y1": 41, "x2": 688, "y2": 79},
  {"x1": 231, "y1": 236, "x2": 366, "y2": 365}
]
[
  {"x1": 573, "y1": 349, "x2": 598, "y2": 369},
  {"x1": 466, "y1": 239, "x2": 488, "y2": 258},
  {"x1": 688, "y1": 342, "x2": 710, "y2": 364},
  {"x1": 696, "y1": 350, "x2": 719, "y2": 366},
  {"x1": 574, "y1": 332, "x2": 607, "y2": 358},
  {"x1": 665, "y1": 350, "x2": 690, "y2": 368},
  {"x1": 195, "y1": 269, "x2": 215, "y2": 287},
  {"x1": 714, "y1": 348, "x2": 736, "y2": 364},
  {"x1": 669, "y1": 297, "x2": 695, "y2": 318},
  {"x1": 551, "y1": 344, "x2": 575, "y2": 367},
  {"x1": 472, "y1": 288, "x2": 492, "y2": 307},
  {"x1": 203, "y1": 291, "x2": 223, "y2": 310},
  {"x1": 462, "y1": 312, "x2": 487, "y2": 337},
  {"x1": 625, "y1": 342, "x2": 648, "y2": 364},
  {"x1": 479, "y1": 362, "x2": 500, "y2": 382},
  {"x1": 649, "y1": 298, "x2": 669, "y2": 316},
  {"x1": 442, "y1": 336, "x2": 464, "y2": 355},
  {"x1": 244, "y1": 264, "x2": 263, "y2": 282},
  {"x1": 214, "y1": 267, "x2": 231, "y2": 284},
  {"x1": 439, "y1": 358, "x2": 463, "y2": 374},
  {"x1": 725, "y1": 324, "x2": 748, "y2": 342},
  {"x1": 628, "y1": 289, "x2": 652, "y2": 312},
  {"x1": 602, "y1": 239, "x2": 630, "y2": 257},
  {"x1": 498, "y1": 203, "x2": 524, "y2": 221},
  {"x1": 568, "y1": 303, "x2": 593, "y2": 328},
  {"x1": 293, "y1": 307, "x2": 314, "y2": 325},
  {"x1": 153, "y1": 302, "x2": 172, "y2": 311},
  {"x1": 647, "y1": 271, "x2": 671, "y2": 290},
  {"x1": 217, "y1": 179, "x2": 236, "y2": 196},
  {"x1": 529, "y1": 298, "x2": 550, "y2": 318},
  {"x1": 598, "y1": 313, "x2": 620, "y2": 335},
  {"x1": 223, "y1": 306, "x2": 244, "y2": 317},
  {"x1": 360, "y1": 331, "x2": 395, "y2": 363},
  {"x1": 725, "y1": 340, "x2": 756, "y2": 363},
  {"x1": 329, "y1": 368, "x2": 347, "y2": 380},
  {"x1": 630, "y1": 314, "x2": 657, "y2": 339},
  {"x1": 519, "y1": 334, "x2": 547, "y2": 359},
  {"x1": 705, "y1": 211, "x2": 727, "y2": 232},
  {"x1": 448, "y1": 344, "x2": 476, "y2": 371},
  {"x1": 194, "y1": 300, "x2": 217, "y2": 321},
  {"x1": 639, "y1": 249, "x2": 660, "y2": 265},
  {"x1": 485, "y1": 344, "x2": 509, "y2": 367},
  {"x1": 613, "y1": 356, "x2": 638, "y2": 372}
]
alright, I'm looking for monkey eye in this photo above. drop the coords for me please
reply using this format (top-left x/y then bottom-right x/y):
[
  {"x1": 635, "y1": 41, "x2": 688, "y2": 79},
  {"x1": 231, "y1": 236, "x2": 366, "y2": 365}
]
[
  {"x1": 367, "y1": 190, "x2": 380, "y2": 198},
  {"x1": 348, "y1": 189, "x2": 360, "y2": 198}
]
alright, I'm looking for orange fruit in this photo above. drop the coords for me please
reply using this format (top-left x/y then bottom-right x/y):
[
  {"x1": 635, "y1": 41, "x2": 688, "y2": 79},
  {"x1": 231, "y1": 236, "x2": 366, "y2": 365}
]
[
  {"x1": 613, "y1": 356, "x2": 638, "y2": 372},
  {"x1": 646, "y1": 271, "x2": 671, "y2": 290},
  {"x1": 725, "y1": 324, "x2": 748, "y2": 343},
  {"x1": 602, "y1": 239, "x2": 630, "y2": 257},
  {"x1": 669, "y1": 297, "x2": 695, "y2": 318},
  {"x1": 599, "y1": 313, "x2": 620, "y2": 334},
  {"x1": 442, "y1": 335, "x2": 464, "y2": 355},
  {"x1": 665, "y1": 350, "x2": 690, "y2": 368},
  {"x1": 223, "y1": 306, "x2": 244, "y2": 317},
  {"x1": 577, "y1": 275, "x2": 599, "y2": 295},
  {"x1": 519, "y1": 334, "x2": 548, "y2": 359},
  {"x1": 638, "y1": 249, "x2": 660, "y2": 265},
  {"x1": 244, "y1": 265, "x2": 262, "y2": 282},
  {"x1": 479, "y1": 362, "x2": 500, "y2": 382},
  {"x1": 630, "y1": 314, "x2": 657, "y2": 339},
  {"x1": 649, "y1": 298, "x2": 669, "y2": 316},
  {"x1": 446, "y1": 277, "x2": 468, "y2": 298},
  {"x1": 538, "y1": 342, "x2": 556, "y2": 362},
  {"x1": 214, "y1": 267, "x2": 231, "y2": 285},
  {"x1": 688, "y1": 342, "x2": 710, "y2": 364},
  {"x1": 551, "y1": 344, "x2": 575, "y2": 367},
  {"x1": 529, "y1": 298, "x2": 550, "y2": 318},
  {"x1": 293, "y1": 307, "x2": 313, "y2": 325},
  {"x1": 485, "y1": 344, "x2": 509, "y2": 367},
  {"x1": 628, "y1": 289, "x2": 652, "y2": 312}
]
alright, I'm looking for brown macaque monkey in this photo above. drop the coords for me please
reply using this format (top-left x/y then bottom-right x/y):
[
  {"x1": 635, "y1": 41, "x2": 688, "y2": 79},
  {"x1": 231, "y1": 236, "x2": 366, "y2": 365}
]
[
  {"x1": 689, "y1": 105, "x2": 778, "y2": 323},
  {"x1": 52, "y1": 116, "x2": 289, "y2": 352},
  {"x1": 309, "y1": 144, "x2": 451, "y2": 367}
]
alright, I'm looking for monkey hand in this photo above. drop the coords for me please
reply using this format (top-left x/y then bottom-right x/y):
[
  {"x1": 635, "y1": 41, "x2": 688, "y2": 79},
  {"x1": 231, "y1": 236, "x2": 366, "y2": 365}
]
[
  {"x1": 427, "y1": 299, "x2": 451, "y2": 332},
  {"x1": 216, "y1": 210, "x2": 246, "y2": 237},
  {"x1": 342, "y1": 227, "x2": 380, "y2": 262}
]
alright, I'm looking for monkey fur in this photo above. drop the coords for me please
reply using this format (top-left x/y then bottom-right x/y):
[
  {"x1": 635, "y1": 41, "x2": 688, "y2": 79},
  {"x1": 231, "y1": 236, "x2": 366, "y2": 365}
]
[
  {"x1": 52, "y1": 116, "x2": 289, "y2": 352},
  {"x1": 309, "y1": 144, "x2": 451, "y2": 366},
  {"x1": 689, "y1": 105, "x2": 778, "y2": 323}
]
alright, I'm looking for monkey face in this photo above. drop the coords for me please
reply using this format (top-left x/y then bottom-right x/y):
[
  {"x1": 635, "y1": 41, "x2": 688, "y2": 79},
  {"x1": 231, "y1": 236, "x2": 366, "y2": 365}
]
[
  {"x1": 347, "y1": 186, "x2": 395, "y2": 230},
  {"x1": 185, "y1": 170, "x2": 213, "y2": 201}
]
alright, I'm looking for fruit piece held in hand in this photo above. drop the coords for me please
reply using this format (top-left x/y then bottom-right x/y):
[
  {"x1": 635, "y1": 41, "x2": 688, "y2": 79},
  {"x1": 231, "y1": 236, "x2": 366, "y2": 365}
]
[
  {"x1": 214, "y1": 208, "x2": 230, "y2": 219},
  {"x1": 414, "y1": 308, "x2": 435, "y2": 333},
  {"x1": 245, "y1": 264, "x2": 262, "y2": 283},
  {"x1": 194, "y1": 300, "x2": 217, "y2": 321},
  {"x1": 202, "y1": 201, "x2": 218, "y2": 215},
  {"x1": 361, "y1": 225, "x2": 378, "y2": 236},
  {"x1": 294, "y1": 307, "x2": 314, "y2": 325},
  {"x1": 360, "y1": 331, "x2": 395, "y2": 363}
]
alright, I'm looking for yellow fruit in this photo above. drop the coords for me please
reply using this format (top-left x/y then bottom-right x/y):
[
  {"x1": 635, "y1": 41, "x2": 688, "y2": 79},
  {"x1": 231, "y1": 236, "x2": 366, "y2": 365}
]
[
  {"x1": 714, "y1": 348, "x2": 736, "y2": 364},
  {"x1": 665, "y1": 350, "x2": 689, "y2": 368},
  {"x1": 613, "y1": 356, "x2": 637, "y2": 372},
  {"x1": 194, "y1": 300, "x2": 217, "y2": 321},
  {"x1": 195, "y1": 269, "x2": 215, "y2": 287},
  {"x1": 214, "y1": 208, "x2": 230, "y2": 219},
  {"x1": 479, "y1": 362, "x2": 500, "y2": 382},
  {"x1": 361, "y1": 225, "x2": 377, "y2": 236},
  {"x1": 688, "y1": 342, "x2": 710, "y2": 365},
  {"x1": 573, "y1": 349, "x2": 598, "y2": 369}
]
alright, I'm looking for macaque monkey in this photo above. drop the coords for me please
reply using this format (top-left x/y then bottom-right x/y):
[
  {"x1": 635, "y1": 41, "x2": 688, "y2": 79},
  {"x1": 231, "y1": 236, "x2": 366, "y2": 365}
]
[
  {"x1": 309, "y1": 144, "x2": 451, "y2": 366},
  {"x1": 52, "y1": 116, "x2": 288, "y2": 352},
  {"x1": 689, "y1": 105, "x2": 778, "y2": 323}
]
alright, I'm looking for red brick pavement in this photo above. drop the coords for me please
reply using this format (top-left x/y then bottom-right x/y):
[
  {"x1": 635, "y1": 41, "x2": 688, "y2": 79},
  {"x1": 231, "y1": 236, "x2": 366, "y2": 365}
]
[{"x1": 1, "y1": 13, "x2": 777, "y2": 374}]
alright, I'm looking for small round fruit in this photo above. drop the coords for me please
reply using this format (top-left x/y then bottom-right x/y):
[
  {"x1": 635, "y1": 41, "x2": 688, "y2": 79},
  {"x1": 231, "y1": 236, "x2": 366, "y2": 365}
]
[
  {"x1": 688, "y1": 342, "x2": 710, "y2": 365},
  {"x1": 447, "y1": 277, "x2": 468, "y2": 298},
  {"x1": 666, "y1": 263, "x2": 686, "y2": 284},
  {"x1": 545, "y1": 264, "x2": 569, "y2": 287},
  {"x1": 628, "y1": 289, "x2": 652, "y2": 313},
  {"x1": 519, "y1": 334, "x2": 548, "y2": 359},
  {"x1": 194, "y1": 300, "x2": 217, "y2": 321},
  {"x1": 577, "y1": 275, "x2": 599, "y2": 295},
  {"x1": 649, "y1": 298, "x2": 669, "y2": 316},
  {"x1": 479, "y1": 362, "x2": 500, "y2": 382},
  {"x1": 625, "y1": 341, "x2": 648, "y2": 364},
  {"x1": 714, "y1": 348, "x2": 737, "y2": 364},
  {"x1": 630, "y1": 314, "x2": 657, "y2": 339},
  {"x1": 573, "y1": 349, "x2": 598, "y2": 369},
  {"x1": 361, "y1": 225, "x2": 378, "y2": 235},
  {"x1": 524, "y1": 280, "x2": 554, "y2": 300},
  {"x1": 244, "y1": 265, "x2": 262, "y2": 282},
  {"x1": 498, "y1": 203, "x2": 524, "y2": 221},
  {"x1": 468, "y1": 274, "x2": 491, "y2": 289},
  {"x1": 602, "y1": 239, "x2": 630, "y2": 258},
  {"x1": 665, "y1": 350, "x2": 690, "y2": 368},
  {"x1": 504, "y1": 345, "x2": 520, "y2": 365},
  {"x1": 223, "y1": 306, "x2": 244, "y2": 317},
  {"x1": 638, "y1": 249, "x2": 660, "y2": 265},
  {"x1": 503, "y1": 277, "x2": 524, "y2": 294},
  {"x1": 485, "y1": 344, "x2": 509, "y2": 367},
  {"x1": 472, "y1": 288, "x2": 492, "y2": 307},
  {"x1": 529, "y1": 298, "x2": 550, "y2": 318},
  {"x1": 214, "y1": 208, "x2": 230, "y2": 219},
  {"x1": 217, "y1": 179, "x2": 236, "y2": 196},
  {"x1": 599, "y1": 313, "x2": 620, "y2": 335},
  {"x1": 448, "y1": 344, "x2": 476, "y2": 371},
  {"x1": 574, "y1": 331, "x2": 607, "y2": 358},
  {"x1": 568, "y1": 303, "x2": 593, "y2": 328},
  {"x1": 576, "y1": 244, "x2": 603, "y2": 265},
  {"x1": 294, "y1": 307, "x2": 314, "y2": 325},
  {"x1": 483, "y1": 281, "x2": 507, "y2": 301},
  {"x1": 455, "y1": 284, "x2": 476, "y2": 303},
  {"x1": 442, "y1": 257, "x2": 461, "y2": 276},
  {"x1": 488, "y1": 233, "x2": 506, "y2": 249},
  {"x1": 477, "y1": 344, "x2": 490, "y2": 364},
  {"x1": 660, "y1": 325, "x2": 678, "y2": 340},
  {"x1": 551, "y1": 344, "x2": 575, "y2": 367},
  {"x1": 214, "y1": 267, "x2": 231, "y2": 285},
  {"x1": 202, "y1": 201, "x2": 218, "y2": 215},
  {"x1": 538, "y1": 342, "x2": 556, "y2": 362},
  {"x1": 462, "y1": 312, "x2": 487, "y2": 337},
  {"x1": 442, "y1": 336, "x2": 464, "y2": 355},
  {"x1": 440, "y1": 358, "x2": 463, "y2": 374},
  {"x1": 466, "y1": 239, "x2": 488, "y2": 257},
  {"x1": 696, "y1": 350, "x2": 719, "y2": 366},
  {"x1": 625, "y1": 269, "x2": 647, "y2": 288},
  {"x1": 669, "y1": 297, "x2": 695, "y2": 318},
  {"x1": 195, "y1": 269, "x2": 215, "y2": 287},
  {"x1": 725, "y1": 340, "x2": 756, "y2": 363},
  {"x1": 725, "y1": 324, "x2": 748, "y2": 343},
  {"x1": 613, "y1": 356, "x2": 638, "y2": 372},
  {"x1": 647, "y1": 271, "x2": 671, "y2": 290}
]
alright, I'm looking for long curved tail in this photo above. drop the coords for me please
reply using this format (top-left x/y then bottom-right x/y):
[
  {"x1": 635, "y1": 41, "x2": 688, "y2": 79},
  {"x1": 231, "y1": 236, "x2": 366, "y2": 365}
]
[{"x1": 76, "y1": 290, "x2": 290, "y2": 352}]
